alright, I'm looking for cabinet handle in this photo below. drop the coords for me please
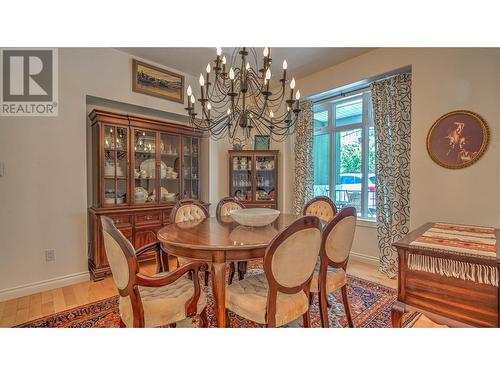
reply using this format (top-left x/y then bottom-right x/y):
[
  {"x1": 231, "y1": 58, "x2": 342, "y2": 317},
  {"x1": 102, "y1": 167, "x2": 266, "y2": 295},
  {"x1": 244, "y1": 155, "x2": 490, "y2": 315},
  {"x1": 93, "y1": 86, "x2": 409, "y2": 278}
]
[
  {"x1": 145, "y1": 215, "x2": 153, "y2": 221},
  {"x1": 113, "y1": 219, "x2": 121, "y2": 224}
]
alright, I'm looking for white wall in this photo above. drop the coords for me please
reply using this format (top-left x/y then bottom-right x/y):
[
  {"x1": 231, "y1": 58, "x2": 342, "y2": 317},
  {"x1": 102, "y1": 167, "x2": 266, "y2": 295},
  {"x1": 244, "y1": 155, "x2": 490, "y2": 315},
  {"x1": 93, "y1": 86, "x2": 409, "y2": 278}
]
[
  {"x1": 0, "y1": 48, "x2": 198, "y2": 300},
  {"x1": 286, "y1": 48, "x2": 500, "y2": 261}
]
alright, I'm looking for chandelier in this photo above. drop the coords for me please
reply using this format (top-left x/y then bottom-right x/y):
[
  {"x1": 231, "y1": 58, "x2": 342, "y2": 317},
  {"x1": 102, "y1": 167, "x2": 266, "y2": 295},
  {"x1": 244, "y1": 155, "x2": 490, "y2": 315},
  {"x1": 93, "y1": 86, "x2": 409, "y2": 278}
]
[{"x1": 185, "y1": 47, "x2": 301, "y2": 143}]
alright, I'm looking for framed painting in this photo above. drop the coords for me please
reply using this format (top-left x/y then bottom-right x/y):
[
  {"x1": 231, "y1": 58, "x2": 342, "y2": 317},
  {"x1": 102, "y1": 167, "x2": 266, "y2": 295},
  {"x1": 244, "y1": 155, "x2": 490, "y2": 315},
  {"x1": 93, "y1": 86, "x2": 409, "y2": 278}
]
[
  {"x1": 254, "y1": 135, "x2": 270, "y2": 150},
  {"x1": 132, "y1": 59, "x2": 184, "y2": 103},
  {"x1": 426, "y1": 110, "x2": 489, "y2": 169}
]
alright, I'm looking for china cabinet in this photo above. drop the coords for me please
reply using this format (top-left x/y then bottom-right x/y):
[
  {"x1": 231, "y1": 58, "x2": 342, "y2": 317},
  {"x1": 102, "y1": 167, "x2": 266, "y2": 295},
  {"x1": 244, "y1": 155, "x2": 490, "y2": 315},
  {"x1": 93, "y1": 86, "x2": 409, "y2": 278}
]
[
  {"x1": 88, "y1": 110, "x2": 204, "y2": 280},
  {"x1": 228, "y1": 150, "x2": 278, "y2": 209}
]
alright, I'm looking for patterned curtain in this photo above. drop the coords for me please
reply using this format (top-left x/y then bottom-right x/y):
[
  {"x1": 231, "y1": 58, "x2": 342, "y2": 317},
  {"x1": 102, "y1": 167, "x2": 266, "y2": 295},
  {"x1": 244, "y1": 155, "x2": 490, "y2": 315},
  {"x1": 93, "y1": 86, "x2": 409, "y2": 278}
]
[
  {"x1": 293, "y1": 101, "x2": 314, "y2": 215},
  {"x1": 371, "y1": 73, "x2": 412, "y2": 278}
]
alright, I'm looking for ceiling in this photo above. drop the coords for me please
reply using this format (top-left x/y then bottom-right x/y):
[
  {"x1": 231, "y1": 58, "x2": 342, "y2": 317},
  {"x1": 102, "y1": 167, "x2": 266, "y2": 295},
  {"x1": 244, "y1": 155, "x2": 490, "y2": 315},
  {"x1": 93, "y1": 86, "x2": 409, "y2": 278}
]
[{"x1": 117, "y1": 47, "x2": 374, "y2": 80}]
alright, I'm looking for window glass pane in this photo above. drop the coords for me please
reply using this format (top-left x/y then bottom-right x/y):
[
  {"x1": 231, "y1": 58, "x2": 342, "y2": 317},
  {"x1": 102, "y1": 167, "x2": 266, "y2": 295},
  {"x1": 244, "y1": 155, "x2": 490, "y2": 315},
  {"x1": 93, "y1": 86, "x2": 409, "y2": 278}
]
[
  {"x1": 334, "y1": 96, "x2": 362, "y2": 127},
  {"x1": 313, "y1": 106, "x2": 328, "y2": 129},
  {"x1": 368, "y1": 126, "x2": 376, "y2": 219},
  {"x1": 334, "y1": 128, "x2": 362, "y2": 216},
  {"x1": 313, "y1": 133, "x2": 330, "y2": 196}
]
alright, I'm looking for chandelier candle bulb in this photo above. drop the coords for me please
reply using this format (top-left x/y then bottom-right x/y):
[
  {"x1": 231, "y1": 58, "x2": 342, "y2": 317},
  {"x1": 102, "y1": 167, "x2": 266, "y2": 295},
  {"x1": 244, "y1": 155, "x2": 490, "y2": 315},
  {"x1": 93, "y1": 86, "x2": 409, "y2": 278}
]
[
  {"x1": 289, "y1": 77, "x2": 296, "y2": 100},
  {"x1": 186, "y1": 85, "x2": 193, "y2": 108},
  {"x1": 222, "y1": 55, "x2": 227, "y2": 75},
  {"x1": 295, "y1": 90, "x2": 301, "y2": 110},
  {"x1": 207, "y1": 102, "x2": 211, "y2": 119},
  {"x1": 282, "y1": 60, "x2": 287, "y2": 82},
  {"x1": 229, "y1": 67, "x2": 235, "y2": 93}
]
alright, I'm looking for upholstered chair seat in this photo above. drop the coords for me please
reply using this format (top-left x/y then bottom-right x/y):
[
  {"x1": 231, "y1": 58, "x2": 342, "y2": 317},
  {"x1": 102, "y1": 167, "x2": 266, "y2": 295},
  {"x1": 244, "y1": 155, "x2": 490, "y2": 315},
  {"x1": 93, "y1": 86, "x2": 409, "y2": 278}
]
[
  {"x1": 225, "y1": 216, "x2": 322, "y2": 327},
  {"x1": 119, "y1": 274, "x2": 206, "y2": 327},
  {"x1": 309, "y1": 260, "x2": 347, "y2": 293},
  {"x1": 226, "y1": 273, "x2": 309, "y2": 327}
]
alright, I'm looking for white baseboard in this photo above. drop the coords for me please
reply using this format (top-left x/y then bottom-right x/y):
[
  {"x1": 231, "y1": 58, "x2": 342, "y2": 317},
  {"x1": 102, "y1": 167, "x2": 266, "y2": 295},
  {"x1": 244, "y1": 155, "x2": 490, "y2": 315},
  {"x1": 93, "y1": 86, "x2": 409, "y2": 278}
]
[
  {"x1": 0, "y1": 272, "x2": 90, "y2": 302},
  {"x1": 350, "y1": 251, "x2": 379, "y2": 266}
]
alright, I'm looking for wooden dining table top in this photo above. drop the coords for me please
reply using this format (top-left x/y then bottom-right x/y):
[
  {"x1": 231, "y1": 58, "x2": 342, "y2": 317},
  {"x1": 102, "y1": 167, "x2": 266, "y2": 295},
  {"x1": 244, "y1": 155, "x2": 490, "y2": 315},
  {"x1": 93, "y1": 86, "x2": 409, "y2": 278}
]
[{"x1": 157, "y1": 213, "x2": 301, "y2": 251}]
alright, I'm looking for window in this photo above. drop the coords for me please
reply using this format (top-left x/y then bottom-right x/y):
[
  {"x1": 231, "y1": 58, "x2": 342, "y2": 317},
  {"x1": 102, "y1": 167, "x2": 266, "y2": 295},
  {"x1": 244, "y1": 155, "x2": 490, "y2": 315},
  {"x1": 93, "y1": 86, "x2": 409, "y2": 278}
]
[{"x1": 313, "y1": 90, "x2": 376, "y2": 220}]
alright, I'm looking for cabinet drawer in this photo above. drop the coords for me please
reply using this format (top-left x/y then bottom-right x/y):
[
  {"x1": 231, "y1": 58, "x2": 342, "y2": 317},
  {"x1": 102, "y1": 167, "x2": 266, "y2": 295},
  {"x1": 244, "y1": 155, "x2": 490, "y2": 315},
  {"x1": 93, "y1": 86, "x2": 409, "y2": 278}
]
[
  {"x1": 119, "y1": 228, "x2": 133, "y2": 241},
  {"x1": 135, "y1": 211, "x2": 161, "y2": 226},
  {"x1": 106, "y1": 214, "x2": 131, "y2": 227}
]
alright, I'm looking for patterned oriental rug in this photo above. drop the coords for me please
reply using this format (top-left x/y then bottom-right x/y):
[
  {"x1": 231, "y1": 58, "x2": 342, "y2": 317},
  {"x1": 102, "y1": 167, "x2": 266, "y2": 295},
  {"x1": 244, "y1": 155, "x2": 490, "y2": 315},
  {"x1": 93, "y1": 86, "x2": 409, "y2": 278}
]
[{"x1": 17, "y1": 271, "x2": 418, "y2": 328}]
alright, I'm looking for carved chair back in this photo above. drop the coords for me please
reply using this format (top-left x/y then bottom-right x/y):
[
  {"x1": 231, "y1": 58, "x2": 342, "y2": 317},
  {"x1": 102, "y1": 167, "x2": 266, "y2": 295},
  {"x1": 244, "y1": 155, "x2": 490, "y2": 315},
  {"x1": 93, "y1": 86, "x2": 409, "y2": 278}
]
[
  {"x1": 216, "y1": 197, "x2": 245, "y2": 220},
  {"x1": 303, "y1": 196, "x2": 338, "y2": 223},
  {"x1": 263, "y1": 215, "x2": 322, "y2": 326},
  {"x1": 170, "y1": 199, "x2": 209, "y2": 223}
]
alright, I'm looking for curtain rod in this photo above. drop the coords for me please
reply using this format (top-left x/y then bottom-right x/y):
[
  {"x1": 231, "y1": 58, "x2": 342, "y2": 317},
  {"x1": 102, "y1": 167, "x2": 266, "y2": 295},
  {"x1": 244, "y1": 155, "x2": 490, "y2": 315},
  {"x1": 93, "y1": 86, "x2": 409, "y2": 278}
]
[{"x1": 309, "y1": 66, "x2": 411, "y2": 105}]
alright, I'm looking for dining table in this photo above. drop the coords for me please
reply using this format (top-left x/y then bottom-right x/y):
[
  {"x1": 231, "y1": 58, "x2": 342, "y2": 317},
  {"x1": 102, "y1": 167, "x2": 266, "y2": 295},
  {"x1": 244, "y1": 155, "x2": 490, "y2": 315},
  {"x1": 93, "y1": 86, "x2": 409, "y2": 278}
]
[{"x1": 157, "y1": 213, "x2": 301, "y2": 327}]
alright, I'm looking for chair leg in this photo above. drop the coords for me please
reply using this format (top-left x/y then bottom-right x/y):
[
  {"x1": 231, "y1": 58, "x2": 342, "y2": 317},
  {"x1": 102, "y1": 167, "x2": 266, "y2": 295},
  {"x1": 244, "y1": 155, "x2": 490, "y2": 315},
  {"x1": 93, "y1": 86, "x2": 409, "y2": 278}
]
[
  {"x1": 237, "y1": 261, "x2": 247, "y2": 280},
  {"x1": 302, "y1": 310, "x2": 311, "y2": 328},
  {"x1": 119, "y1": 318, "x2": 126, "y2": 328},
  {"x1": 199, "y1": 307, "x2": 208, "y2": 328},
  {"x1": 309, "y1": 292, "x2": 315, "y2": 306},
  {"x1": 225, "y1": 309, "x2": 231, "y2": 328},
  {"x1": 228, "y1": 262, "x2": 236, "y2": 285},
  {"x1": 319, "y1": 290, "x2": 330, "y2": 328},
  {"x1": 204, "y1": 270, "x2": 209, "y2": 287},
  {"x1": 341, "y1": 285, "x2": 354, "y2": 328}
]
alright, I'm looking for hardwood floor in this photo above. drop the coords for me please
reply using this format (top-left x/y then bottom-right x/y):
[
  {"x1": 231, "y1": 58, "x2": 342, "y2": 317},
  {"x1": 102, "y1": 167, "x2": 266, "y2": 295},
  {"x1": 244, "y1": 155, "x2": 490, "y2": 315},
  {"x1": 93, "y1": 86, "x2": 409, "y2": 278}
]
[{"x1": 0, "y1": 259, "x2": 436, "y2": 327}]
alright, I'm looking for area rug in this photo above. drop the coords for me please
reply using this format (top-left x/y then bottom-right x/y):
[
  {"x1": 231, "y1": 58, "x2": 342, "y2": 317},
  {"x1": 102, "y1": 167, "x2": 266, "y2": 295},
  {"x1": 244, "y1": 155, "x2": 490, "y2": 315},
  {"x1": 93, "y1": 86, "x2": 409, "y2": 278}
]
[{"x1": 16, "y1": 272, "x2": 418, "y2": 328}]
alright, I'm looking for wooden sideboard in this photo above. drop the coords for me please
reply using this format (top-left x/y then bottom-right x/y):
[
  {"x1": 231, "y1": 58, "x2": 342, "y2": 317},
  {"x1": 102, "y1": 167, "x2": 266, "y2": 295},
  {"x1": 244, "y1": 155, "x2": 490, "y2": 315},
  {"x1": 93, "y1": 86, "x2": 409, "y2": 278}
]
[
  {"x1": 392, "y1": 223, "x2": 499, "y2": 327},
  {"x1": 87, "y1": 110, "x2": 205, "y2": 280}
]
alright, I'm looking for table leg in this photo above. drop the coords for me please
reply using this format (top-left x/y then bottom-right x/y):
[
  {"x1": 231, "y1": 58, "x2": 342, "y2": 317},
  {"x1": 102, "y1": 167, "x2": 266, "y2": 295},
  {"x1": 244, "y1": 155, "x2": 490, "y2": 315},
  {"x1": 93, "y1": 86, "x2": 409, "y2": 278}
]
[
  {"x1": 391, "y1": 300, "x2": 405, "y2": 328},
  {"x1": 211, "y1": 262, "x2": 227, "y2": 328},
  {"x1": 160, "y1": 250, "x2": 178, "y2": 272}
]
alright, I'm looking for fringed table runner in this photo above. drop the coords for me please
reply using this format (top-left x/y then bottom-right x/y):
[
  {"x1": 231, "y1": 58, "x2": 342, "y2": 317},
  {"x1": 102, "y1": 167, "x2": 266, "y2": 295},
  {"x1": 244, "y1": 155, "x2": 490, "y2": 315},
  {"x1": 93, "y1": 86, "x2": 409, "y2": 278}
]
[{"x1": 408, "y1": 223, "x2": 498, "y2": 287}]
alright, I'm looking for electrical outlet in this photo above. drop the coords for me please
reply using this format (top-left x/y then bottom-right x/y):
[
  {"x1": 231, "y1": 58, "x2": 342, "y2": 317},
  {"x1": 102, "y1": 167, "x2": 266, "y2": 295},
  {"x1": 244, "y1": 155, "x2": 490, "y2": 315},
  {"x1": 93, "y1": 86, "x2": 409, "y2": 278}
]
[{"x1": 45, "y1": 249, "x2": 56, "y2": 262}]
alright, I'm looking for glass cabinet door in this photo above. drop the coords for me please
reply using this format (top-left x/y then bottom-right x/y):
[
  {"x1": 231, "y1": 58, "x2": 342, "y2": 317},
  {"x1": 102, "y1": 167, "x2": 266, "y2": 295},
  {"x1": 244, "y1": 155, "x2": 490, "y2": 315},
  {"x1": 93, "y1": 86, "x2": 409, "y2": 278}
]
[
  {"x1": 191, "y1": 138, "x2": 199, "y2": 200},
  {"x1": 182, "y1": 136, "x2": 192, "y2": 199},
  {"x1": 231, "y1": 155, "x2": 253, "y2": 202},
  {"x1": 160, "y1": 133, "x2": 180, "y2": 203},
  {"x1": 133, "y1": 129, "x2": 157, "y2": 204},
  {"x1": 255, "y1": 155, "x2": 276, "y2": 202},
  {"x1": 103, "y1": 125, "x2": 128, "y2": 206}
]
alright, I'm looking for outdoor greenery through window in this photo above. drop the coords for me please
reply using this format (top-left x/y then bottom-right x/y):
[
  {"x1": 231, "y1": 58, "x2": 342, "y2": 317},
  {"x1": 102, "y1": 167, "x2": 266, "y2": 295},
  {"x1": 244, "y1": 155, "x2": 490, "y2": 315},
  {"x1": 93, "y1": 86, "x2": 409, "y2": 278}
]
[{"x1": 313, "y1": 89, "x2": 376, "y2": 220}]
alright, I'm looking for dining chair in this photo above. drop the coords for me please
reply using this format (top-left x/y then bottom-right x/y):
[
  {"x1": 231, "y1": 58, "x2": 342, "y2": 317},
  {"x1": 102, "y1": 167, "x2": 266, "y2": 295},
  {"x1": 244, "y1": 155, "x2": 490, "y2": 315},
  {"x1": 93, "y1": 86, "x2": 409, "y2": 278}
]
[
  {"x1": 216, "y1": 197, "x2": 247, "y2": 283},
  {"x1": 309, "y1": 207, "x2": 356, "y2": 328},
  {"x1": 170, "y1": 199, "x2": 212, "y2": 285},
  {"x1": 303, "y1": 196, "x2": 338, "y2": 223},
  {"x1": 100, "y1": 216, "x2": 208, "y2": 328},
  {"x1": 225, "y1": 216, "x2": 322, "y2": 327}
]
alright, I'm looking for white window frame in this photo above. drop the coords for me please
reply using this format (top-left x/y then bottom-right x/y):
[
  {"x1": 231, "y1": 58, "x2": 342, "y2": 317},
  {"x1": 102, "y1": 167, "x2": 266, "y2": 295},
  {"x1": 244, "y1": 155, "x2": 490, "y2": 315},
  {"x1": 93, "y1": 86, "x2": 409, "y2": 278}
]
[{"x1": 313, "y1": 89, "x2": 375, "y2": 221}]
